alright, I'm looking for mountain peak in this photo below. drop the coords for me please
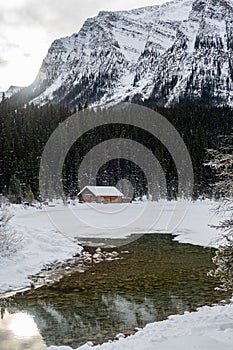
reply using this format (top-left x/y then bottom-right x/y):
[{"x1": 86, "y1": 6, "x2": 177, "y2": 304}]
[
  {"x1": 191, "y1": 0, "x2": 232, "y2": 12},
  {"x1": 10, "y1": 0, "x2": 233, "y2": 108}
]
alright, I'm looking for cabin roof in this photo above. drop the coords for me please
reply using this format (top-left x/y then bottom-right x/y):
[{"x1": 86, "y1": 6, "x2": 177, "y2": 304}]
[{"x1": 78, "y1": 186, "x2": 124, "y2": 197}]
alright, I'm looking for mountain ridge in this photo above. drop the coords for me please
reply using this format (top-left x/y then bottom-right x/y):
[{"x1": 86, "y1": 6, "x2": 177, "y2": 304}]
[
  {"x1": 0, "y1": 86, "x2": 22, "y2": 102},
  {"x1": 10, "y1": 0, "x2": 233, "y2": 108}
]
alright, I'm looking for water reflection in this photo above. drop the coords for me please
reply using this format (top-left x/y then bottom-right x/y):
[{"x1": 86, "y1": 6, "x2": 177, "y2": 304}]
[
  {"x1": 1, "y1": 292, "x2": 195, "y2": 349},
  {"x1": 2, "y1": 287, "x2": 228, "y2": 349},
  {"x1": 0, "y1": 309, "x2": 46, "y2": 349}
]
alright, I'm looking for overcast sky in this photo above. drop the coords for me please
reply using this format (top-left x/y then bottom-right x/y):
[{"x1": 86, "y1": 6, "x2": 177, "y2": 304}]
[{"x1": 0, "y1": 0, "x2": 167, "y2": 91}]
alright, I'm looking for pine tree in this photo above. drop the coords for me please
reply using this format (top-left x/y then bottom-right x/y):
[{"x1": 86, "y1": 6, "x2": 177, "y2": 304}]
[
  {"x1": 78, "y1": 102, "x2": 83, "y2": 111},
  {"x1": 25, "y1": 184, "x2": 35, "y2": 204},
  {"x1": 83, "y1": 100, "x2": 88, "y2": 109},
  {"x1": 206, "y1": 136, "x2": 233, "y2": 290},
  {"x1": 9, "y1": 175, "x2": 22, "y2": 203}
]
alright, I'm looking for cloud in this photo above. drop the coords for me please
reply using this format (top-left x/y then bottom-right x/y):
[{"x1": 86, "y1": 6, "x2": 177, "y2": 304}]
[
  {"x1": 2, "y1": 0, "x2": 165, "y2": 38},
  {"x1": 0, "y1": 57, "x2": 8, "y2": 67},
  {"x1": 6, "y1": 42, "x2": 20, "y2": 49},
  {"x1": 0, "y1": 0, "x2": 166, "y2": 90}
]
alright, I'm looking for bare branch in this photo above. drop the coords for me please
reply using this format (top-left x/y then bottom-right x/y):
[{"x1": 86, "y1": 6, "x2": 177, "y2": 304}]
[{"x1": 0, "y1": 207, "x2": 22, "y2": 258}]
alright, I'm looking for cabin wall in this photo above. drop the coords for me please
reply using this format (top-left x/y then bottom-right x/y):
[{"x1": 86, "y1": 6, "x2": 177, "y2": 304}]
[
  {"x1": 79, "y1": 188, "x2": 96, "y2": 203},
  {"x1": 79, "y1": 189, "x2": 123, "y2": 203},
  {"x1": 101, "y1": 196, "x2": 122, "y2": 203},
  {"x1": 108, "y1": 196, "x2": 122, "y2": 203}
]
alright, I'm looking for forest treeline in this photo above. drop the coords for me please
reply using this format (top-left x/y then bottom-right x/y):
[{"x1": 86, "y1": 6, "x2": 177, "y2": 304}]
[{"x1": 0, "y1": 96, "x2": 232, "y2": 202}]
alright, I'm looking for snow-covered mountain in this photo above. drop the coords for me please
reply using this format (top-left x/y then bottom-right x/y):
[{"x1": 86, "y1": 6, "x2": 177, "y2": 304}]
[
  {"x1": 0, "y1": 86, "x2": 22, "y2": 102},
  {"x1": 12, "y1": 0, "x2": 233, "y2": 108}
]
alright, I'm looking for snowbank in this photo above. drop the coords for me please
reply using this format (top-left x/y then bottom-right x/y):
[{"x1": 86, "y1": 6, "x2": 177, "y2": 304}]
[
  {"x1": 0, "y1": 200, "x2": 224, "y2": 294},
  {"x1": 46, "y1": 301, "x2": 233, "y2": 350},
  {"x1": 9, "y1": 200, "x2": 223, "y2": 244},
  {"x1": 0, "y1": 206, "x2": 82, "y2": 294}
]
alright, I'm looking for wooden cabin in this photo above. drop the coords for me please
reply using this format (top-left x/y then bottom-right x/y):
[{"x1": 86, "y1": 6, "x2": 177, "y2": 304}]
[{"x1": 78, "y1": 186, "x2": 124, "y2": 203}]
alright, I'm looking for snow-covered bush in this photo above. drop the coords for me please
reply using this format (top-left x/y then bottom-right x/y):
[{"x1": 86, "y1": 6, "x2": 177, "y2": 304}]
[
  {"x1": 208, "y1": 199, "x2": 233, "y2": 290},
  {"x1": 206, "y1": 142, "x2": 233, "y2": 290},
  {"x1": 0, "y1": 207, "x2": 22, "y2": 258},
  {"x1": 210, "y1": 243, "x2": 233, "y2": 290}
]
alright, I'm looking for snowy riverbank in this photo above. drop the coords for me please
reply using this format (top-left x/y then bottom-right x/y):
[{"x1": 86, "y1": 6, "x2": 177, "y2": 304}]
[
  {"x1": 0, "y1": 206, "x2": 82, "y2": 294},
  {"x1": 1, "y1": 199, "x2": 232, "y2": 350},
  {"x1": 0, "y1": 200, "x2": 224, "y2": 294}
]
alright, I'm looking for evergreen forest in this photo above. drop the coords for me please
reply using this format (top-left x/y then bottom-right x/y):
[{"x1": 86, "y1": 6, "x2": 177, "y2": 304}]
[{"x1": 0, "y1": 96, "x2": 232, "y2": 202}]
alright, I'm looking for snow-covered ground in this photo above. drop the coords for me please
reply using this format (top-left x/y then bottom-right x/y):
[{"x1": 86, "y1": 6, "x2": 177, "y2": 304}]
[
  {"x1": 0, "y1": 200, "x2": 224, "y2": 294},
  {"x1": 10, "y1": 199, "x2": 223, "y2": 244},
  {"x1": 0, "y1": 205, "x2": 82, "y2": 294}
]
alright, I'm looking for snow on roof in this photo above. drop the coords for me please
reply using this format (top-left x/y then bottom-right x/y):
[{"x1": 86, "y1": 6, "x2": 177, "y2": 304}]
[{"x1": 78, "y1": 186, "x2": 124, "y2": 197}]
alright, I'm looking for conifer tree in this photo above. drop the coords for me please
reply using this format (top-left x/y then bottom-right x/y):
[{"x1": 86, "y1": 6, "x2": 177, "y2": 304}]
[
  {"x1": 206, "y1": 136, "x2": 233, "y2": 290},
  {"x1": 9, "y1": 175, "x2": 22, "y2": 203},
  {"x1": 25, "y1": 184, "x2": 35, "y2": 204}
]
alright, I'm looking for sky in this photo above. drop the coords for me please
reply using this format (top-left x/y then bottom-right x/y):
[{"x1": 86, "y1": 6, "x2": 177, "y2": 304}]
[{"x1": 0, "y1": 0, "x2": 167, "y2": 91}]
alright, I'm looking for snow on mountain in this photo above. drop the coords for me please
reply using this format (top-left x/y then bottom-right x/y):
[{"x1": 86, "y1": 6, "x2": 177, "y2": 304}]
[
  {"x1": 12, "y1": 0, "x2": 233, "y2": 108},
  {"x1": 0, "y1": 86, "x2": 22, "y2": 102}
]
